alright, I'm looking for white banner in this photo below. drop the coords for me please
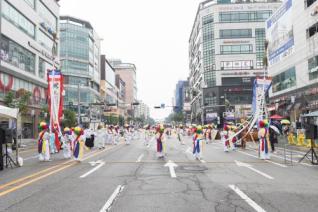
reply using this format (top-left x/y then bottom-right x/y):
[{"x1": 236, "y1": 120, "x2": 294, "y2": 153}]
[{"x1": 266, "y1": 0, "x2": 294, "y2": 66}]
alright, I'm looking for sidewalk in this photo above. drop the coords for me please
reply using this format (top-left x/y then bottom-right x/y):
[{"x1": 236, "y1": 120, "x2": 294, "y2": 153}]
[{"x1": 17, "y1": 138, "x2": 36, "y2": 149}]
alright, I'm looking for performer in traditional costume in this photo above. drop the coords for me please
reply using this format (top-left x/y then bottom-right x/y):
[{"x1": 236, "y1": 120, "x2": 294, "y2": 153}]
[
  {"x1": 156, "y1": 125, "x2": 165, "y2": 158},
  {"x1": 193, "y1": 125, "x2": 203, "y2": 160},
  {"x1": 53, "y1": 123, "x2": 61, "y2": 153},
  {"x1": 96, "y1": 125, "x2": 106, "y2": 149},
  {"x1": 206, "y1": 125, "x2": 213, "y2": 144},
  {"x1": 177, "y1": 124, "x2": 185, "y2": 145},
  {"x1": 62, "y1": 127, "x2": 72, "y2": 159},
  {"x1": 144, "y1": 125, "x2": 151, "y2": 146},
  {"x1": 124, "y1": 124, "x2": 132, "y2": 145},
  {"x1": 49, "y1": 131, "x2": 56, "y2": 154},
  {"x1": 73, "y1": 127, "x2": 85, "y2": 161},
  {"x1": 258, "y1": 120, "x2": 271, "y2": 160},
  {"x1": 222, "y1": 125, "x2": 231, "y2": 152},
  {"x1": 38, "y1": 122, "x2": 51, "y2": 161}
]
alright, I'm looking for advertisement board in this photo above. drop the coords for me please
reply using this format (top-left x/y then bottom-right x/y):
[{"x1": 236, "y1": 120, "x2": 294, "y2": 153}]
[
  {"x1": 206, "y1": 113, "x2": 218, "y2": 122},
  {"x1": 266, "y1": 0, "x2": 294, "y2": 66}
]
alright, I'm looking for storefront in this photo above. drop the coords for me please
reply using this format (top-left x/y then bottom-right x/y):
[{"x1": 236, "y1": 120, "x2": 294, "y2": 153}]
[
  {"x1": 0, "y1": 72, "x2": 47, "y2": 138},
  {"x1": 269, "y1": 83, "x2": 318, "y2": 122}
]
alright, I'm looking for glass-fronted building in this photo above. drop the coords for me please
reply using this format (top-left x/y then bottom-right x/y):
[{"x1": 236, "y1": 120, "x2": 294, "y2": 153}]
[
  {"x1": 60, "y1": 16, "x2": 101, "y2": 118},
  {"x1": 0, "y1": 0, "x2": 60, "y2": 138},
  {"x1": 268, "y1": 0, "x2": 318, "y2": 122},
  {"x1": 188, "y1": 0, "x2": 281, "y2": 125}
]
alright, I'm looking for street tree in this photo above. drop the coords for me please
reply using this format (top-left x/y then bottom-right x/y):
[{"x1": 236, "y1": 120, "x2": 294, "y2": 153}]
[{"x1": 62, "y1": 109, "x2": 77, "y2": 127}]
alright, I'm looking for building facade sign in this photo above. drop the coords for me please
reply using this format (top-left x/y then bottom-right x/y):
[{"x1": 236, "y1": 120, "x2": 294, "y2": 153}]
[{"x1": 266, "y1": 0, "x2": 294, "y2": 66}]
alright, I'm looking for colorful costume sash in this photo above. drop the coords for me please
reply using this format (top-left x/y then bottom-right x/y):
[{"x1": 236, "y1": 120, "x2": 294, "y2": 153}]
[{"x1": 38, "y1": 132, "x2": 45, "y2": 154}]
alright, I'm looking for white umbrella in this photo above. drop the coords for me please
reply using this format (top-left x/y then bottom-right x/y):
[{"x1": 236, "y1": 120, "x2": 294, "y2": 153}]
[{"x1": 270, "y1": 125, "x2": 281, "y2": 135}]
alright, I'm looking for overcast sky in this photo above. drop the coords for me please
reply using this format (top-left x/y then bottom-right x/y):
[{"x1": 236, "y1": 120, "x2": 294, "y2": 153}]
[{"x1": 60, "y1": 0, "x2": 199, "y2": 120}]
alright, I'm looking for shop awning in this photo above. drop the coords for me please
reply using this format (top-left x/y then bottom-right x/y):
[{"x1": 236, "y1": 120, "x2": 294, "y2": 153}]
[
  {"x1": 302, "y1": 111, "x2": 318, "y2": 117},
  {"x1": 0, "y1": 105, "x2": 19, "y2": 119}
]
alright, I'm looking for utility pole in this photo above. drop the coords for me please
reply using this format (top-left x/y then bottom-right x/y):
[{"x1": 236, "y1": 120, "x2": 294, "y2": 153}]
[{"x1": 77, "y1": 84, "x2": 81, "y2": 126}]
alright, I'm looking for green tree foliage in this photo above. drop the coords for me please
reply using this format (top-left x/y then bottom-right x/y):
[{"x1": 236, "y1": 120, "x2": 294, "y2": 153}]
[
  {"x1": 4, "y1": 91, "x2": 15, "y2": 108},
  {"x1": 18, "y1": 91, "x2": 31, "y2": 115},
  {"x1": 62, "y1": 109, "x2": 77, "y2": 128},
  {"x1": 4, "y1": 89, "x2": 31, "y2": 115},
  {"x1": 165, "y1": 112, "x2": 184, "y2": 123}
]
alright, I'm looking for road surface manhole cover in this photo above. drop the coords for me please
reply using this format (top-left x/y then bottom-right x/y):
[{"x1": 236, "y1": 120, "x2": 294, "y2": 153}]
[{"x1": 179, "y1": 165, "x2": 208, "y2": 172}]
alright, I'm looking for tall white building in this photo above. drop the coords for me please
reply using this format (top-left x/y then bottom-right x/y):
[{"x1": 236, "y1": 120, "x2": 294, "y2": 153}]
[
  {"x1": 134, "y1": 101, "x2": 150, "y2": 120},
  {"x1": 268, "y1": 0, "x2": 318, "y2": 121},
  {"x1": 188, "y1": 0, "x2": 281, "y2": 125},
  {"x1": 0, "y1": 0, "x2": 60, "y2": 137}
]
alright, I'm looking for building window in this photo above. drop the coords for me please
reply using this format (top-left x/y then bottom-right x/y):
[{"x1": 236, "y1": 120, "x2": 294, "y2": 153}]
[
  {"x1": 24, "y1": 0, "x2": 35, "y2": 9},
  {"x1": 60, "y1": 23, "x2": 89, "y2": 61},
  {"x1": 2, "y1": 0, "x2": 35, "y2": 38},
  {"x1": 306, "y1": 0, "x2": 317, "y2": 8},
  {"x1": 0, "y1": 36, "x2": 36, "y2": 74},
  {"x1": 220, "y1": 29, "x2": 252, "y2": 39},
  {"x1": 219, "y1": 11, "x2": 272, "y2": 23},
  {"x1": 220, "y1": 44, "x2": 253, "y2": 54},
  {"x1": 38, "y1": 0, "x2": 57, "y2": 33},
  {"x1": 255, "y1": 28, "x2": 266, "y2": 68},
  {"x1": 221, "y1": 60, "x2": 253, "y2": 70},
  {"x1": 272, "y1": 67, "x2": 296, "y2": 93},
  {"x1": 38, "y1": 30, "x2": 55, "y2": 52},
  {"x1": 204, "y1": 71, "x2": 216, "y2": 87},
  {"x1": 308, "y1": 55, "x2": 318, "y2": 80},
  {"x1": 67, "y1": 76, "x2": 89, "y2": 86},
  {"x1": 204, "y1": 96, "x2": 217, "y2": 106},
  {"x1": 39, "y1": 58, "x2": 53, "y2": 79},
  {"x1": 61, "y1": 60, "x2": 89, "y2": 76},
  {"x1": 307, "y1": 22, "x2": 318, "y2": 38}
]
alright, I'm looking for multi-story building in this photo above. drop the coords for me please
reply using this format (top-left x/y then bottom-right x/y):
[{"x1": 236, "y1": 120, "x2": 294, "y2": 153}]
[
  {"x1": 174, "y1": 80, "x2": 189, "y2": 113},
  {"x1": 110, "y1": 59, "x2": 137, "y2": 117},
  {"x1": 100, "y1": 55, "x2": 125, "y2": 120},
  {"x1": 115, "y1": 74, "x2": 126, "y2": 117},
  {"x1": 188, "y1": 0, "x2": 281, "y2": 125},
  {"x1": 60, "y1": 16, "x2": 101, "y2": 123},
  {"x1": 134, "y1": 101, "x2": 150, "y2": 120},
  {"x1": 0, "y1": 0, "x2": 60, "y2": 138},
  {"x1": 268, "y1": 0, "x2": 318, "y2": 122}
]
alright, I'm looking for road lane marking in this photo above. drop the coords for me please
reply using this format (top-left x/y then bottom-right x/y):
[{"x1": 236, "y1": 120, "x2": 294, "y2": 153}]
[
  {"x1": 136, "y1": 154, "x2": 144, "y2": 163},
  {"x1": 200, "y1": 159, "x2": 206, "y2": 163},
  {"x1": 0, "y1": 162, "x2": 75, "y2": 197},
  {"x1": 185, "y1": 147, "x2": 191, "y2": 154},
  {"x1": 164, "y1": 160, "x2": 178, "y2": 178},
  {"x1": 237, "y1": 150, "x2": 287, "y2": 168},
  {"x1": 100, "y1": 185, "x2": 125, "y2": 212},
  {"x1": 0, "y1": 145, "x2": 121, "y2": 197},
  {"x1": 245, "y1": 147, "x2": 313, "y2": 166},
  {"x1": 23, "y1": 155, "x2": 38, "y2": 161},
  {"x1": 235, "y1": 160, "x2": 274, "y2": 180},
  {"x1": 229, "y1": 185, "x2": 266, "y2": 212},
  {"x1": 80, "y1": 161, "x2": 105, "y2": 178}
]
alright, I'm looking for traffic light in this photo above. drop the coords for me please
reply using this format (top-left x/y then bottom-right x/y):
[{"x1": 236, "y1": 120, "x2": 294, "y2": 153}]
[{"x1": 132, "y1": 102, "x2": 140, "y2": 106}]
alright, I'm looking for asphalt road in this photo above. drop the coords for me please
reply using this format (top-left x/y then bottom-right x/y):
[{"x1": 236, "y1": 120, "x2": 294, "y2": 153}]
[{"x1": 1, "y1": 134, "x2": 318, "y2": 212}]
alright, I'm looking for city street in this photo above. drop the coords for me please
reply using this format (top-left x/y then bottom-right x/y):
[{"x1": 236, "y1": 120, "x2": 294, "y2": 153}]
[{"x1": 1, "y1": 135, "x2": 318, "y2": 212}]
